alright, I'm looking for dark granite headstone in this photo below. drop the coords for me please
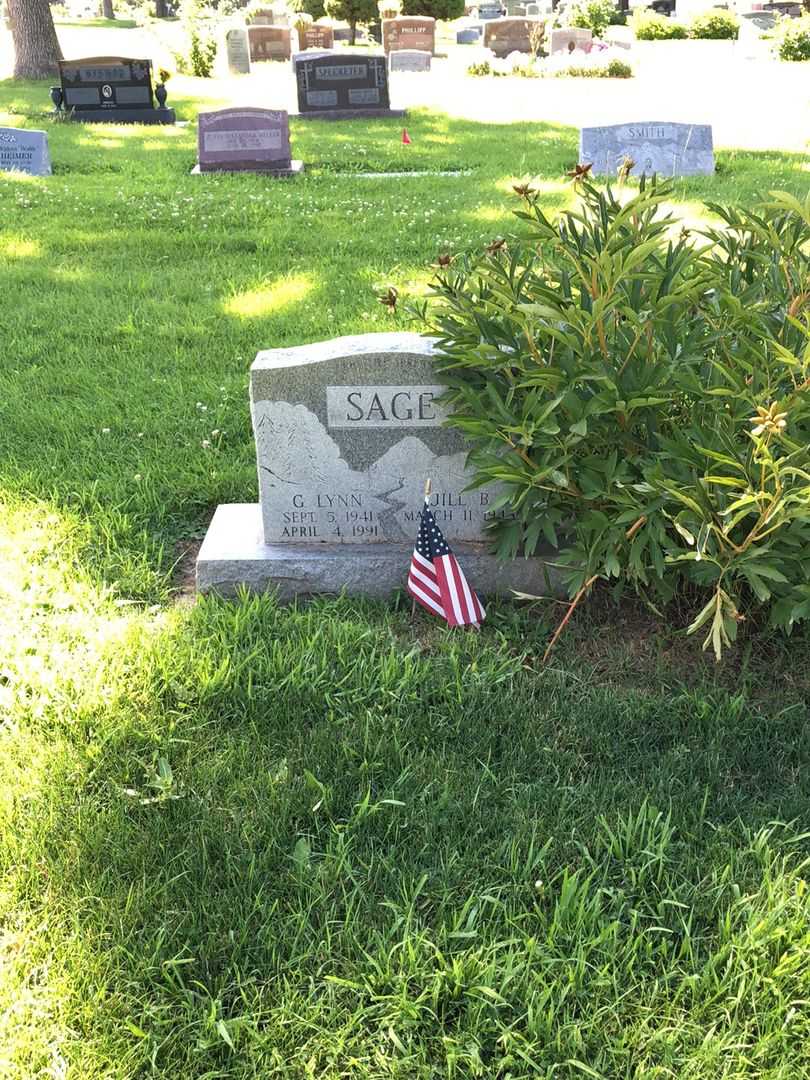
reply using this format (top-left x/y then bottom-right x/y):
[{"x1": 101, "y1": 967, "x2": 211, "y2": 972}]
[
  {"x1": 382, "y1": 16, "x2": 436, "y2": 54},
  {"x1": 295, "y1": 53, "x2": 405, "y2": 120},
  {"x1": 194, "y1": 108, "x2": 303, "y2": 176},
  {"x1": 248, "y1": 25, "x2": 292, "y2": 61},
  {"x1": 0, "y1": 127, "x2": 51, "y2": 176},
  {"x1": 57, "y1": 56, "x2": 175, "y2": 124},
  {"x1": 456, "y1": 27, "x2": 482, "y2": 43}
]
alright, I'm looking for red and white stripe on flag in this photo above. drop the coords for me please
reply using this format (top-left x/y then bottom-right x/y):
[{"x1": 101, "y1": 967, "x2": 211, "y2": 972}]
[{"x1": 407, "y1": 548, "x2": 485, "y2": 627}]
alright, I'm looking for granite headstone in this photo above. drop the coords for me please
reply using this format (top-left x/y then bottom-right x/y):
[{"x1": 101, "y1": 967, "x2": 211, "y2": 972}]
[
  {"x1": 196, "y1": 333, "x2": 552, "y2": 598},
  {"x1": 224, "y1": 27, "x2": 251, "y2": 74},
  {"x1": 249, "y1": 8, "x2": 274, "y2": 24},
  {"x1": 57, "y1": 56, "x2": 175, "y2": 124},
  {"x1": 0, "y1": 127, "x2": 51, "y2": 176},
  {"x1": 382, "y1": 16, "x2": 436, "y2": 54},
  {"x1": 549, "y1": 27, "x2": 592, "y2": 53},
  {"x1": 248, "y1": 25, "x2": 292, "y2": 61},
  {"x1": 295, "y1": 53, "x2": 405, "y2": 119},
  {"x1": 456, "y1": 27, "x2": 482, "y2": 42},
  {"x1": 389, "y1": 48, "x2": 432, "y2": 71},
  {"x1": 477, "y1": 2, "x2": 503, "y2": 19},
  {"x1": 580, "y1": 121, "x2": 714, "y2": 177},
  {"x1": 483, "y1": 17, "x2": 539, "y2": 56},
  {"x1": 193, "y1": 108, "x2": 303, "y2": 175},
  {"x1": 298, "y1": 23, "x2": 334, "y2": 50}
]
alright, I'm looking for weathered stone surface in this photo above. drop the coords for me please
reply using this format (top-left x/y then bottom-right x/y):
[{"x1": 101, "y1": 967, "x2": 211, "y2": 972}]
[
  {"x1": 294, "y1": 53, "x2": 404, "y2": 119},
  {"x1": 382, "y1": 16, "x2": 436, "y2": 54},
  {"x1": 197, "y1": 504, "x2": 559, "y2": 599},
  {"x1": 250, "y1": 333, "x2": 517, "y2": 546},
  {"x1": 248, "y1": 25, "x2": 292, "y2": 61},
  {"x1": 389, "y1": 49, "x2": 432, "y2": 72},
  {"x1": 580, "y1": 121, "x2": 714, "y2": 178},
  {"x1": 197, "y1": 107, "x2": 297, "y2": 173},
  {"x1": 0, "y1": 127, "x2": 51, "y2": 176},
  {"x1": 196, "y1": 333, "x2": 557, "y2": 600},
  {"x1": 224, "y1": 27, "x2": 251, "y2": 74},
  {"x1": 549, "y1": 27, "x2": 592, "y2": 54},
  {"x1": 483, "y1": 17, "x2": 541, "y2": 57}
]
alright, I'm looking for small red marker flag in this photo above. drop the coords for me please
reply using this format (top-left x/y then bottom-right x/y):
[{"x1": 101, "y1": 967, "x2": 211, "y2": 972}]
[{"x1": 401, "y1": 128, "x2": 411, "y2": 145}]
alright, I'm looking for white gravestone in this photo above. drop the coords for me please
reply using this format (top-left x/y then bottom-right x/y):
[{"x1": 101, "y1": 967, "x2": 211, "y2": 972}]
[
  {"x1": 0, "y1": 127, "x2": 51, "y2": 176},
  {"x1": 580, "y1": 121, "x2": 714, "y2": 177},
  {"x1": 196, "y1": 333, "x2": 555, "y2": 598}
]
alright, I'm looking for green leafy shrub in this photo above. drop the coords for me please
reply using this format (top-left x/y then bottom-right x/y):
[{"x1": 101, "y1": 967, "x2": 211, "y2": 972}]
[
  {"x1": 632, "y1": 9, "x2": 688, "y2": 39},
  {"x1": 568, "y1": 0, "x2": 615, "y2": 37},
  {"x1": 561, "y1": 57, "x2": 633, "y2": 76},
  {"x1": 775, "y1": 15, "x2": 810, "y2": 60},
  {"x1": 419, "y1": 183, "x2": 810, "y2": 657},
  {"x1": 689, "y1": 9, "x2": 739, "y2": 39}
]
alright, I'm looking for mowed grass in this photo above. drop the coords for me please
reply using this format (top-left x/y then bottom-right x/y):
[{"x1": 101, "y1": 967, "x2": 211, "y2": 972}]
[{"x1": 1, "y1": 78, "x2": 810, "y2": 1078}]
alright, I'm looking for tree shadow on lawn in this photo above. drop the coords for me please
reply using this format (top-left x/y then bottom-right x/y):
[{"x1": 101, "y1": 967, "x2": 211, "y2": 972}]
[{"x1": 4, "y1": 528, "x2": 810, "y2": 1073}]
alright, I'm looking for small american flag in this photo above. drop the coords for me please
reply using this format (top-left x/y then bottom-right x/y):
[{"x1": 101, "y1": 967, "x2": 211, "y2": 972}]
[{"x1": 407, "y1": 500, "x2": 485, "y2": 627}]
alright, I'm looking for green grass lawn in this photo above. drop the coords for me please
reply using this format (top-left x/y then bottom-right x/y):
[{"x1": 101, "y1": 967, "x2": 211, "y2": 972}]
[{"x1": 1, "y1": 79, "x2": 810, "y2": 1078}]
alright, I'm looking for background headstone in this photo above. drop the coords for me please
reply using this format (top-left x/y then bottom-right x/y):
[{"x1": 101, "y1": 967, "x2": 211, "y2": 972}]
[
  {"x1": 197, "y1": 333, "x2": 554, "y2": 598},
  {"x1": 224, "y1": 27, "x2": 251, "y2": 74},
  {"x1": 549, "y1": 27, "x2": 592, "y2": 53},
  {"x1": 389, "y1": 49, "x2": 432, "y2": 72},
  {"x1": 248, "y1": 25, "x2": 292, "y2": 62},
  {"x1": 57, "y1": 56, "x2": 175, "y2": 124},
  {"x1": 580, "y1": 121, "x2": 714, "y2": 177},
  {"x1": 299, "y1": 24, "x2": 334, "y2": 50},
  {"x1": 382, "y1": 16, "x2": 436, "y2": 54},
  {"x1": 477, "y1": 2, "x2": 503, "y2": 19},
  {"x1": 456, "y1": 27, "x2": 482, "y2": 42},
  {"x1": 483, "y1": 17, "x2": 539, "y2": 56},
  {"x1": 194, "y1": 108, "x2": 302, "y2": 175},
  {"x1": 0, "y1": 127, "x2": 51, "y2": 176},
  {"x1": 295, "y1": 53, "x2": 404, "y2": 119},
  {"x1": 249, "y1": 8, "x2": 274, "y2": 24}
]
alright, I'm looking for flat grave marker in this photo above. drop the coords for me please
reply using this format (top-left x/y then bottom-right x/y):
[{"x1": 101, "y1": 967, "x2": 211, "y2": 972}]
[
  {"x1": 295, "y1": 53, "x2": 405, "y2": 120},
  {"x1": 197, "y1": 333, "x2": 550, "y2": 598},
  {"x1": 193, "y1": 108, "x2": 303, "y2": 175},
  {"x1": 0, "y1": 127, "x2": 51, "y2": 176},
  {"x1": 580, "y1": 121, "x2": 714, "y2": 177}
]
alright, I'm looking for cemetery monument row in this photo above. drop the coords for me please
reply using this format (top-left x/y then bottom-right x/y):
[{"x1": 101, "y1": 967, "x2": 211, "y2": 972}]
[
  {"x1": 52, "y1": 57, "x2": 175, "y2": 124},
  {"x1": 295, "y1": 53, "x2": 405, "y2": 120},
  {"x1": 0, "y1": 127, "x2": 51, "y2": 177},
  {"x1": 193, "y1": 108, "x2": 303, "y2": 176},
  {"x1": 580, "y1": 122, "x2": 714, "y2": 178},
  {"x1": 382, "y1": 16, "x2": 436, "y2": 54},
  {"x1": 196, "y1": 334, "x2": 550, "y2": 598}
]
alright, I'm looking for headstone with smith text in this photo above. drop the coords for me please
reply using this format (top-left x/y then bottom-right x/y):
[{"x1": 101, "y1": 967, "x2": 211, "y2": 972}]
[
  {"x1": 193, "y1": 108, "x2": 303, "y2": 175},
  {"x1": 580, "y1": 121, "x2": 714, "y2": 177},
  {"x1": 0, "y1": 127, "x2": 51, "y2": 176},
  {"x1": 196, "y1": 333, "x2": 552, "y2": 598},
  {"x1": 382, "y1": 16, "x2": 436, "y2": 54},
  {"x1": 295, "y1": 53, "x2": 405, "y2": 120},
  {"x1": 248, "y1": 25, "x2": 292, "y2": 61},
  {"x1": 57, "y1": 56, "x2": 175, "y2": 124}
]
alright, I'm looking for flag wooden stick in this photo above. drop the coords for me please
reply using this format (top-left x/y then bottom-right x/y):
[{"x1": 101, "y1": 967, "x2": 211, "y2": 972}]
[{"x1": 411, "y1": 477, "x2": 432, "y2": 618}]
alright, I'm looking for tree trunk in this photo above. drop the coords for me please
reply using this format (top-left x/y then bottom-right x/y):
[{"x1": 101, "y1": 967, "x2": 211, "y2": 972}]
[
  {"x1": 155, "y1": 0, "x2": 169, "y2": 16},
  {"x1": 7, "y1": 0, "x2": 62, "y2": 79},
  {"x1": 350, "y1": 16, "x2": 356, "y2": 43},
  {"x1": 101, "y1": 0, "x2": 115, "y2": 18}
]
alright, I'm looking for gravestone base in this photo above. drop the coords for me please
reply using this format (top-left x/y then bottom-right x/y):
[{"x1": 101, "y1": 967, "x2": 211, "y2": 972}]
[
  {"x1": 197, "y1": 503, "x2": 557, "y2": 600},
  {"x1": 191, "y1": 159, "x2": 304, "y2": 176},
  {"x1": 68, "y1": 107, "x2": 176, "y2": 124},
  {"x1": 295, "y1": 108, "x2": 406, "y2": 121}
]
